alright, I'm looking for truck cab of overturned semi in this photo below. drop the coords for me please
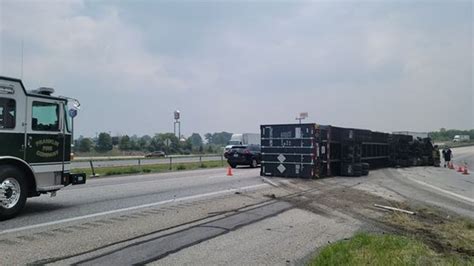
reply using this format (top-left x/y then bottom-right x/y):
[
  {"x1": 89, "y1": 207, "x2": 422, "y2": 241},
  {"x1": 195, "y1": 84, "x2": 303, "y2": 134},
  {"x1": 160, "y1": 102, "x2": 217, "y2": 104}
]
[{"x1": 0, "y1": 76, "x2": 85, "y2": 220}]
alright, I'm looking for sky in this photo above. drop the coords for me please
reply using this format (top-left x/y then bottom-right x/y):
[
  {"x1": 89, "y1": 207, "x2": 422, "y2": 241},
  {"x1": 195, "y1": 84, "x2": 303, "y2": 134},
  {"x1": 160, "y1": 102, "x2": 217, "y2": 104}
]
[{"x1": 0, "y1": 0, "x2": 472, "y2": 138}]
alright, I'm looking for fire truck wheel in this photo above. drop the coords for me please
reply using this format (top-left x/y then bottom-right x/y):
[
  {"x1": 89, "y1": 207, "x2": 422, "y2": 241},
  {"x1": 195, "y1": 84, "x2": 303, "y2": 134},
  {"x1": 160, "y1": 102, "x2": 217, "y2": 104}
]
[{"x1": 0, "y1": 166, "x2": 28, "y2": 221}]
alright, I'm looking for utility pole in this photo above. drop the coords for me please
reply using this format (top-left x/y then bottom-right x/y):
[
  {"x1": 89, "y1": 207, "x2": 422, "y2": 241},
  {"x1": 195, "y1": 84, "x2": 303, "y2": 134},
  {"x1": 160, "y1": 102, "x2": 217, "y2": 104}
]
[{"x1": 21, "y1": 40, "x2": 24, "y2": 79}]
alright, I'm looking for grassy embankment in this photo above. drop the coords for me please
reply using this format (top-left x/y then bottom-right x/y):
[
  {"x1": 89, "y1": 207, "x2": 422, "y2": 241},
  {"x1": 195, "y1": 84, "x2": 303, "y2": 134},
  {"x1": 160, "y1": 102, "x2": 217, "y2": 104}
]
[
  {"x1": 73, "y1": 160, "x2": 225, "y2": 177},
  {"x1": 310, "y1": 207, "x2": 474, "y2": 265}
]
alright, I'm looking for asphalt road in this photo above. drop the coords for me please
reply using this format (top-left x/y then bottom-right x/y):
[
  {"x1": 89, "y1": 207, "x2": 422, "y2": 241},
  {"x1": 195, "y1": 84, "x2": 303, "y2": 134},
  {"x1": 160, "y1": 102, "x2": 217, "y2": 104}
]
[
  {"x1": 451, "y1": 145, "x2": 474, "y2": 170},
  {"x1": 1, "y1": 167, "x2": 260, "y2": 231},
  {"x1": 71, "y1": 155, "x2": 223, "y2": 169}
]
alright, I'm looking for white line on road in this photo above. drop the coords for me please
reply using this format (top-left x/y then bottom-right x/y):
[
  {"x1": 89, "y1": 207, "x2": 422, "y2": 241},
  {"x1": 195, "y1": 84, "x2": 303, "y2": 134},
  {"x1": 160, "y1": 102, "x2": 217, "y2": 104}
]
[
  {"x1": 0, "y1": 183, "x2": 269, "y2": 236},
  {"x1": 406, "y1": 177, "x2": 474, "y2": 204}
]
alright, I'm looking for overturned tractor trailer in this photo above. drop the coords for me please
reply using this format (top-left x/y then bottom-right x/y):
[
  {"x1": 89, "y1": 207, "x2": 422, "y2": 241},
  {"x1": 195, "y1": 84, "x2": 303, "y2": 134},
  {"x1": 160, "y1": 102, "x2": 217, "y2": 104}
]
[
  {"x1": 260, "y1": 123, "x2": 435, "y2": 178},
  {"x1": 0, "y1": 76, "x2": 85, "y2": 220}
]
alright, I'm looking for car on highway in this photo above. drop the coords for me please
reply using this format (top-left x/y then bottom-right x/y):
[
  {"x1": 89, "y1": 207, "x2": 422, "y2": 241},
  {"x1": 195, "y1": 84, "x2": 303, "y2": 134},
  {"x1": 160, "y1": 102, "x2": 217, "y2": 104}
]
[
  {"x1": 145, "y1": 151, "x2": 166, "y2": 158},
  {"x1": 223, "y1": 145, "x2": 238, "y2": 158},
  {"x1": 226, "y1": 144, "x2": 262, "y2": 168}
]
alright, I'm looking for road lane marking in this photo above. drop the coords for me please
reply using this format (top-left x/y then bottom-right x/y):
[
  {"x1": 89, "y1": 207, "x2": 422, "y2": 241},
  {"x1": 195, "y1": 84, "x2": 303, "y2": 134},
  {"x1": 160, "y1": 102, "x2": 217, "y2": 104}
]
[
  {"x1": 0, "y1": 183, "x2": 268, "y2": 235},
  {"x1": 406, "y1": 177, "x2": 474, "y2": 204}
]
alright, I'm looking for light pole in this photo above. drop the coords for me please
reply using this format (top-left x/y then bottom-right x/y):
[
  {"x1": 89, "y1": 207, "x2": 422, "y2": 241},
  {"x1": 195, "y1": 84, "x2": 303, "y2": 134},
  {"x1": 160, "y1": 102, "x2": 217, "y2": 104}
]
[{"x1": 173, "y1": 110, "x2": 181, "y2": 139}]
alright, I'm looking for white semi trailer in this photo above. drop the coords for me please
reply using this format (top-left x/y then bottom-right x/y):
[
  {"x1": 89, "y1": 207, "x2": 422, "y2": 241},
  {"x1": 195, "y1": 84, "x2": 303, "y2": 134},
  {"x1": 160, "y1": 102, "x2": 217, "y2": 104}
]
[
  {"x1": 228, "y1": 133, "x2": 261, "y2": 146},
  {"x1": 453, "y1": 135, "x2": 470, "y2": 142}
]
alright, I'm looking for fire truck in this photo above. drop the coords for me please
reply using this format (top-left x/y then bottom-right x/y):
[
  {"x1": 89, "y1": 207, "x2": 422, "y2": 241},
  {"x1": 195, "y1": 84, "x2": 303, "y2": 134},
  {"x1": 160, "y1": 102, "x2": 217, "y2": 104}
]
[{"x1": 0, "y1": 76, "x2": 85, "y2": 220}]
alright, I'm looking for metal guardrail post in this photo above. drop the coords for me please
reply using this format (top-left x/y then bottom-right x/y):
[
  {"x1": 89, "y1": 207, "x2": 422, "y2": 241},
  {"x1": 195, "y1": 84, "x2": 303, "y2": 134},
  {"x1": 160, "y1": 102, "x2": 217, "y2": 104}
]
[
  {"x1": 200, "y1": 156, "x2": 203, "y2": 167},
  {"x1": 89, "y1": 160, "x2": 96, "y2": 177},
  {"x1": 221, "y1": 155, "x2": 224, "y2": 166},
  {"x1": 169, "y1": 157, "x2": 172, "y2": 170}
]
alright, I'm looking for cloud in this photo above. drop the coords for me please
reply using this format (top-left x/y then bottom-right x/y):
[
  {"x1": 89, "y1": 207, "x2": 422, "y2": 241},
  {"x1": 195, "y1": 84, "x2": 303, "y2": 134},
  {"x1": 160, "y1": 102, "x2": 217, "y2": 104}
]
[
  {"x1": 1, "y1": 1, "x2": 472, "y2": 137},
  {"x1": 1, "y1": 0, "x2": 186, "y2": 92}
]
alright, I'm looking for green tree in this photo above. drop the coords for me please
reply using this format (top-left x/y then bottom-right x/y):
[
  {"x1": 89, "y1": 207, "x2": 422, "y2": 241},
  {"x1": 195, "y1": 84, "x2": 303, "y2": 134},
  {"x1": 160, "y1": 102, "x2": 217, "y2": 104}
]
[
  {"x1": 77, "y1": 138, "x2": 93, "y2": 152},
  {"x1": 111, "y1": 136, "x2": 120, "y2": 146},
  {"x1": 204, "y1": 133, "x2": 212, "y2": 144},
  {"x1": 138, "y1": 135, "x2": 152, "y2": 151},
  {"x1": 188, "y1": 133, "x2": 203, "y2": 148},
  {"x1": 429, "y1": 128, "x2": 474, "y2": 142},
  {"x1": 129, "y1": 139, "x2": 139, "y2": 150},
  {"x1": 210, "y1": 132, "x2": 232, "y2": 145},
  {"x1": 180, "y1": 138, "x2": 192, "y2": 154},
  {"x1": 207, "y1": 145, "x2": 214, "y2": 153},
  {"x1": 95, "y1": 132, "x2": 113, "y2": 152},
  {"x1": 149, "y1": 133, "x2": 180, "y2": 154},
  {"x1": 119, "y1": 135, "x2": 131, "y2": 150},
  {"x1": 204, "y1": 132, "x2": 232, "y2": 145}
]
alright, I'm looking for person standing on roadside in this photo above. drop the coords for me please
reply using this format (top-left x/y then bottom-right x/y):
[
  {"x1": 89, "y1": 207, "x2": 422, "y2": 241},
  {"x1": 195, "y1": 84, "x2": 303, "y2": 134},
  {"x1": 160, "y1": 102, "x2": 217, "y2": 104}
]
[{"x1": 442, "y1": 147, "x2": 452, "y2": 168}]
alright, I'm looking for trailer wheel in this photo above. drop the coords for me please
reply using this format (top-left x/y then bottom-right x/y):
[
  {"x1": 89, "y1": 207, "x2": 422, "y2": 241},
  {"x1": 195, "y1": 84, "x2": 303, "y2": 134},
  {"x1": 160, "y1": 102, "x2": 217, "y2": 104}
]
[
  {"x1": 0, "y1": 166, "x2": 28, "y2": 221},
  {"x1": 250, "y1": 159, "x2": 258, "y2": 168}
]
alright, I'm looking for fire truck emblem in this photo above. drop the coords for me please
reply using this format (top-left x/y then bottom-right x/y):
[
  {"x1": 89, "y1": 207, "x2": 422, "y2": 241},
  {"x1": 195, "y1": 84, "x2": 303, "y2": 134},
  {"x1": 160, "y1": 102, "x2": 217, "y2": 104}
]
[{"x1": 35, "y1": 139, "x2": 60, "y2": 158}]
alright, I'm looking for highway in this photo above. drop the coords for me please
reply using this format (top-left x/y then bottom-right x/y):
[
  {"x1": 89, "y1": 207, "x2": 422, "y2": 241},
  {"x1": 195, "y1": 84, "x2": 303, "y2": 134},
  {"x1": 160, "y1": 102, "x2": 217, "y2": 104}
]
[
  {"x1": 1, "y1": 168, "x2": 260, "y2": 231},
  {"x1": 1, "y1": 147, "x2": 473, "y2": 265},
  {"x1": 451, "y1": 145, "x2": 474, "y2": 170}
]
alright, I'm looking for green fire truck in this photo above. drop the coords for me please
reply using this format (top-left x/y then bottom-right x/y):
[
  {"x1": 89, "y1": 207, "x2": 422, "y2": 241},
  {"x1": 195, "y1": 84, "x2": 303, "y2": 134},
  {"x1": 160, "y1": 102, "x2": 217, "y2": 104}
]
[{"x1": 0, "y1": 76, "x2": 85, "y2": 220}]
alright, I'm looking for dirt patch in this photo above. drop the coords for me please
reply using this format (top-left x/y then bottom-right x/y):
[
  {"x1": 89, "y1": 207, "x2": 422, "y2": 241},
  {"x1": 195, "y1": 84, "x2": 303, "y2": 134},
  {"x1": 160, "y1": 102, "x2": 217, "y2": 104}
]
[
  {"x1": 385, "y1": 206, "x2": 474, "y2": 258},
  {"x1": 280, "y1": 184, "x2": 406, "y2": 236},
  {"x1": 273, "y1": 180, "x2": 474, "y2": 262}
]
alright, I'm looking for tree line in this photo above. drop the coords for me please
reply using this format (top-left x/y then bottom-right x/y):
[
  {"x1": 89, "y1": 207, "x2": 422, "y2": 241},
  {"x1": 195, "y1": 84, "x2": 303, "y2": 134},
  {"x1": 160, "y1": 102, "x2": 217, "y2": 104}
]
[
  {"x1": 74, "y1": 132, "x2": 233, "y2": 154},
  {"x1": 429, "y1": 128, "x2": 474, "y2": 142}
]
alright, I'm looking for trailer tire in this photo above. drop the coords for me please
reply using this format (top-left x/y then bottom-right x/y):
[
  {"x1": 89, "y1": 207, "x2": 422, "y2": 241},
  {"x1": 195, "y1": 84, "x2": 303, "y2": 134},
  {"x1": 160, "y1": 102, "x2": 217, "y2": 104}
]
[
  {"x1": 250, "y1": 159, "x2": 258, "y2": 168},
  {"x1": 0, "y1": 166, "x2": 28, "y2": 221}
]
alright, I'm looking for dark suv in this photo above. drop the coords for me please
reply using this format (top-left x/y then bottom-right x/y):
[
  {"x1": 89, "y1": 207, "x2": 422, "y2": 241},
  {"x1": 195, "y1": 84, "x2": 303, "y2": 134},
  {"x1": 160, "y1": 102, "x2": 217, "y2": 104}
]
[{"x1": 226, "y1": 144, "x2": 261, "y2": 168}]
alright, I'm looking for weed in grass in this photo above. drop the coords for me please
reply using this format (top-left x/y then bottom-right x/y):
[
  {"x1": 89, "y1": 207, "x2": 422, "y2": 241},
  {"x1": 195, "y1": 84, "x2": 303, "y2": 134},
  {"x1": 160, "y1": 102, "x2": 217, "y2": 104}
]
[
  {"x1": 176, "y1": 164, "x2": 186, "y2": 170},
  {"x1": 466, "y1": 221, "x2": 474, "y2": 230},
  {"x1": 200, "y1": 163, "x2": 208, "y2": 168},
  {"x1": 105, "y1": 167, "x2": 141, "y2": 176},
  {"x1": 387, "y1": 210, "x2": 474, "y2": 257}
]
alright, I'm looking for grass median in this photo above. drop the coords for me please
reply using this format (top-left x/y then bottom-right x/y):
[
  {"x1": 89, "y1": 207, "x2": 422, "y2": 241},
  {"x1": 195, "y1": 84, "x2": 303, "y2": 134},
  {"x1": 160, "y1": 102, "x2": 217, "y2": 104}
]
[
  {"x1": 310, "y1": 206, "x2": 474, "y2": 265},
  {"x1": 310, "y1": 233, "x2": 467, "y2": 266},
  {"x1": 73, "y1": 160, "x2": 226, "y2": 177}
]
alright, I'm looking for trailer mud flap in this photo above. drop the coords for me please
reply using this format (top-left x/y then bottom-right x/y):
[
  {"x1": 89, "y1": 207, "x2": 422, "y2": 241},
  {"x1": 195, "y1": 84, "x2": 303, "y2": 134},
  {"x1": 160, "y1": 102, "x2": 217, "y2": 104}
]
[{"x1": 70, "y1": 173, "x2": 86, "y2": 185}]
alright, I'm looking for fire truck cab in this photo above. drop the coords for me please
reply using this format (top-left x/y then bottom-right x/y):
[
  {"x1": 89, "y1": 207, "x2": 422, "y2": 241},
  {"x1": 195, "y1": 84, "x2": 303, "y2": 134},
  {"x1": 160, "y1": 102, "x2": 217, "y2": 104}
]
[{"x1": 0, "y1": 76, "x2": 85, "y2": 220}]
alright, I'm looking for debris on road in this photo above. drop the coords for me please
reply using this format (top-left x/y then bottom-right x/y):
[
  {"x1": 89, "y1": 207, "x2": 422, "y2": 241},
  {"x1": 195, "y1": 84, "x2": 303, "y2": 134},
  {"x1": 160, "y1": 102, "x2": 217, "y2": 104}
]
[
  {"x1": 374, "y1": 204, "x2": 415, "y2": 215},
  {"x1": 261, "y1": 177, "x2": 280, "y2": 187}
]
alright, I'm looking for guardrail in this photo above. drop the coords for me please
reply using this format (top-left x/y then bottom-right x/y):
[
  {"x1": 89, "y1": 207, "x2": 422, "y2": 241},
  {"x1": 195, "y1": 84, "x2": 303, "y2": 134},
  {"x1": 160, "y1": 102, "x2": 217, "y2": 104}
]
[
  {"x1": 73, "y1": 154, "x2": 226, "y2": 176},
  {"x1": 74, "y1": 154, "x2": 223, "y2": 162}
]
